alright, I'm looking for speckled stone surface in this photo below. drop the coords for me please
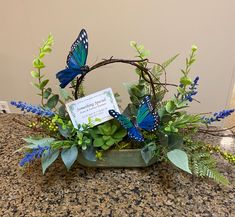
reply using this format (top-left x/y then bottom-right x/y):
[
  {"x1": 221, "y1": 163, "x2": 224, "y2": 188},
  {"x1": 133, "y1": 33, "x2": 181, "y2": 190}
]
[{"x1": 0, "y1": 114, "x2": 234, "y2": 217}]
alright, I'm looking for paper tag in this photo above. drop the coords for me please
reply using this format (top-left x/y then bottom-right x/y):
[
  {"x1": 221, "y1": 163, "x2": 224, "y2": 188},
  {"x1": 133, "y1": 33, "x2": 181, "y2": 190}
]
[{"x1": 66, "y1": 88, "x2": 120, "y2": 129}]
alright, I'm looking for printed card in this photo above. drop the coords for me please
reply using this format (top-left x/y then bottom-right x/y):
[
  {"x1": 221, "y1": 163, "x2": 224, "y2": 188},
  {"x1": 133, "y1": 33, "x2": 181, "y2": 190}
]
[{"x1": 66, "y1": 88, "x2": 120, "y2": 129}]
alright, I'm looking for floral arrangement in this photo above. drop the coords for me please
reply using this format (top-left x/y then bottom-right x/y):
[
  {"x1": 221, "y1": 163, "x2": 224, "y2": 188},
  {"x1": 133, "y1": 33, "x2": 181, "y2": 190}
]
[{"x1": 11, "y1": 29, "x2": 235, "y2": 185}]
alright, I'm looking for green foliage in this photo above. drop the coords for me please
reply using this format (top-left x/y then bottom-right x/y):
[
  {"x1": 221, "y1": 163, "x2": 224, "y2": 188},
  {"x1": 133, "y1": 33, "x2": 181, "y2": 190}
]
[
  {"x1": 164, "y1": 113, "x2": 201, "y2": 133},
  {"x1": 141, "y1": 142, "x2": 157, "y2": 164},
  {"x1": 31, "y1": 34, "x2": 54, "y2": 106},
  {"x1": 61, "y1": 145, "x2": 78, "y2": 170},
  {"x1": 41, "y1": 148, "x2": 60, "y2": 174},
  {"x1": 130, "y1": 41, "x2": 150, "y2": 60},
  {"x1": 204, "y1": 144, "x2": 235, "y2": 165},
  {"x1": 91, "y1": 120, "x2": 127, "y2": 150},
  {"x1": 185, "y1": 140, "x2": 229, "y2": 185},
  {"x1": 124, "y1": 80, "x2": 150, "y2": 112},
  {"x1": 167, "y1": 149, "x2": 192, "y2": 174},
  {"x1": 18, "y1": 33, "x2": 233, "y2": 184},
  {"x1": 176, "y1": 45, "x2": 198, "y2": 101},
  {"x1": 46, "y1": 94, "x2": 59, "y2": 109},
  {"x1": 151, "y1": 54, "x2": 179, "y2": 78}
]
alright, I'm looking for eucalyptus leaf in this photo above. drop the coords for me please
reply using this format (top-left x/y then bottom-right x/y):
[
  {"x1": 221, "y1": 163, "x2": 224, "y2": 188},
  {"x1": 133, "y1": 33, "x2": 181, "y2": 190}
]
[
  {"x1": 41, "y1": 148, "x2": 60, "y2": 174},
  {"x1": 59, "y1": 88, "x2": 70, "y2": 101},
  {"x1": 82, "y1": 145, "x2": 97, "y2": 161},
  {"x1": 58, "y1": 124, "x2": 71, "y2": 138},
  {"x1": 58, "y1": 105, "x2": 66, "y2": 117},
  {"x1": 167, "y1": 149, "x2": 192, "y2": 174},
  {"x1": 141, "y1": 142, "x2": 157, "y2": 164},
  {"x1": 168, "y1": 134, "x2": 183, "y2": 148},
  {"x1": 61, "y1": 145, "x2": 78, "y2": 170},
  {"x1": 43, "y1": 88, "x2": 52, "y2": 99},
  {"x1": 46, "y1": 94, "x2": 59, "y2": 109},
  {"x1": 39, "y1": 79, "x2": 49, "y2": 89},
  {"x1": 22, "y1": 137, "x2": 55, "y2": 148}
]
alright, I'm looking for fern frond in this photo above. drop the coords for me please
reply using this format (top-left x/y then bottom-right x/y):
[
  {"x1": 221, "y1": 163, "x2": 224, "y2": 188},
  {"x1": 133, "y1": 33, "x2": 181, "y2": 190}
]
[
  {"x1": 192, "y1": 159, "x2": 229, "y2": 185},
  {"x1": 154, "y1": 54, "x2": 180, "y2": 75},
  {"x1": 185, "y1": 141, "x2": 229, "y2": 185}
]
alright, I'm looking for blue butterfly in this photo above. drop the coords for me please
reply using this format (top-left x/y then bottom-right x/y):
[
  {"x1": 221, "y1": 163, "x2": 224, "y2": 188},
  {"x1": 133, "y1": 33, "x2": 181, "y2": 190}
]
[
  {"x1": 109, "y1": 95, "x2": 159, "y2": 142},
  {"x1": 56, "y1": 29, "x2": 89, "y2": 88}
]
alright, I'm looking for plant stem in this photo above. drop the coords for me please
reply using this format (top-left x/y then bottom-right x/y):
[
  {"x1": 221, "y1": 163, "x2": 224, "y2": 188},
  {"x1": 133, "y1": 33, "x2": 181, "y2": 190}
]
[
  {"x1": 73, "y1": 57, "x2": 178, "y2": 103},
  {"x1": 38, "y1": 68, "x2": 45, "y2": 106}
]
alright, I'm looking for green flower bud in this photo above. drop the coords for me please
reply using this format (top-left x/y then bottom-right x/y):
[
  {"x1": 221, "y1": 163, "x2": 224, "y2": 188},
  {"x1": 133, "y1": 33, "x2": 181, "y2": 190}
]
[{"x1": 191, "y1": 45, "x2": 198, "y2": 52}]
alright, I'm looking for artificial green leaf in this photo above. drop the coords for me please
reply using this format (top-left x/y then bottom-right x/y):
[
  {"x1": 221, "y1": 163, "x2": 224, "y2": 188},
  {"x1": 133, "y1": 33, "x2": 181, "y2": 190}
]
[
  {"x1": 158, "y1": 107, "x2": 166, "y2": 119},
  {"x1": 46, "y1": 94, "x2": 59, "y2": 109},
  {"x1": 41, "y1": 148, "x2": 60, "y2": 174},
  {"x1": 39, "y1": 52, "x2": 46, "y2": 58},
  {"x1": 140, "y1": 50, "x2": 150, "y2": 58},
  {"x1": 93, "y1": 137, "x2": 104, "y2": 147},
  {"x1": 168, "y1": 134, "x2": 183, "y2": 148},
  {"x1": 42, "y1": 46, "x2": 52, "y2": 53},
  {"x1": 31, "y1": 82, "x2": 41, "y2": 90},
  {"x1": 58, "y1": 105, "x2": 66, "y2": 117},
  {"x1": 141, "y1": 142, "x2": 157, "y2": 164},
  {"x1": 164, "y1": 123, "x2": 178, "y2": 133},
  {"x1": 167, "y1": 149, "x2": 192, "y2": 174},
  {"x1": 58, "y1": 124, "x2": 71, "y2": 138},
  {"x1": 180, "y1": 77, "x2": 192, "y2": 86},
  {"x1": 43, "y1": 88, "x2": 52, "y2": 99},
  {"x1": 23, "y1": 137, "x2": 55, "y2": 148},
  {"x1": 39, "y1": 79, "x2": 49, "y2": 89},
  {"x1": 59, "y1": 88, "x2": 70, "y2": 101},
  {"x1": 31, "y1": 70, "x2": 40, "y2": 78},
  {"x1": 33, "y1": 58, "x2": 45, "y2": 69},
  {"x1": 155, "y1": 54, "x2": 179, "y2": 74},
  {"x1": 165, "y1": 101, "x2": 176, "y2": 113},
  {"x1": 82, "y1": 145, "x2": 97, "y2": 161},
  {"x1": 52, "y1": 140, "x2": 73, "y2": 149},
  {"x1": 61, "y1": 145, "x2": 78, "y2": 171},
  {"x1": 137, "y1": 44, "x2": 144, "y2": 51},
  {"x1": 130, "y1": 41, "x2": 137, "y2": 47},
  {"x1": 105, "y1": 138, "x2": 115, "y2": 146},
  {"x1": 103, "y1": 135, "x2": 111, "y2": 141},
  {"x1": 113, "y1": 128, "x2": 127, "y2": 139},
  {"x1": 159, "y1": 133, "x2": 169, "y2": 146},
  {"x1": 110, "y1": 124, "x2": 118, "y2": 135}
]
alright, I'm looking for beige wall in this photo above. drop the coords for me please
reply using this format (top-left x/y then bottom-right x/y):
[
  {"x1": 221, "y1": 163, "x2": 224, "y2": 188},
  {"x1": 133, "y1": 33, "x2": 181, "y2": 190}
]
[{"x1": 1, "y1": 0, "x2": 235, "y2": 115}]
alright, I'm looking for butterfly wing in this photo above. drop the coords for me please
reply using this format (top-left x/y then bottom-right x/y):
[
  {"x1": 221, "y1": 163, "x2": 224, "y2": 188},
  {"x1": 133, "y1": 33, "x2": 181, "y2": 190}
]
[
  {"x1": 137, "y1": 95, "x2": 159, "y2": 131},
  {"x1": 56, "y1": 68, "x2": 82, "y2": 88},
  {"x1": 108, "y1": 110, "x2": 144, "y2": 142},
  {"x1": 56, "y1": 29, "x2": 88, "y2": 88},
  {"x1": 67, "y1": 29, "x2": 88, "y2": 69}
]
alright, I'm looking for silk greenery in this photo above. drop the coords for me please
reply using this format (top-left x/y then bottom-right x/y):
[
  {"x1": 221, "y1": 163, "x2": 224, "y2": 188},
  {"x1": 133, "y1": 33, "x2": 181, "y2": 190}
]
[{"x1": 11, "y1": 34, "x2": 235, "y2": 185}]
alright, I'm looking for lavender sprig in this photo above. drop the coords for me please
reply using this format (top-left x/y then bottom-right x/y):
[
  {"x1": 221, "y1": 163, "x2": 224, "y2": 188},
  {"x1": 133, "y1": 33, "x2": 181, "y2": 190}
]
[
  {"x1": 203, "y1": 109, "x2": 235, "y2": 124},
  {"x1": 19, "y1": 145, "x2": 49, "y2": 167},
  {"x1": 184, "y1": 76, "x2": 199, "y2": 102},
  {"x1": 10, "y1": 101, "x2": 54, "y2": 117}
]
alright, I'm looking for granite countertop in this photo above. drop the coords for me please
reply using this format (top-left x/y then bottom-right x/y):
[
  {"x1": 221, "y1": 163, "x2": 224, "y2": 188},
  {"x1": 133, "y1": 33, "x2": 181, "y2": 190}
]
[{"x1": 0, "y1": 114, "x2": 234, "y2": 217}]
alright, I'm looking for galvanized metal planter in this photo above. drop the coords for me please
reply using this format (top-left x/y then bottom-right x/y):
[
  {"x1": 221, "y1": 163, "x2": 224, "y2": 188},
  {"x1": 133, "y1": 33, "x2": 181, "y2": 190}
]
[{"x1": 77, "y1": 149, "x2": 158, "y2": 168}]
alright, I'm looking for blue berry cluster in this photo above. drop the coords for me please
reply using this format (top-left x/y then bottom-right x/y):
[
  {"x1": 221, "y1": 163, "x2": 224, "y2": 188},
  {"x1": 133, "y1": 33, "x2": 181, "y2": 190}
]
[
  {"x1": 19, "y1": 145, "x2": 49, "y2": 167},
  {"x1": 204, "y1": 109, "x2": 235, "y2": 124},
  {"x1": 10, "y1": 101, "x2": 54, "y2": 117},
  {"x1": 185, "y1": 76, "x2": 199, "y2": 102}
]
